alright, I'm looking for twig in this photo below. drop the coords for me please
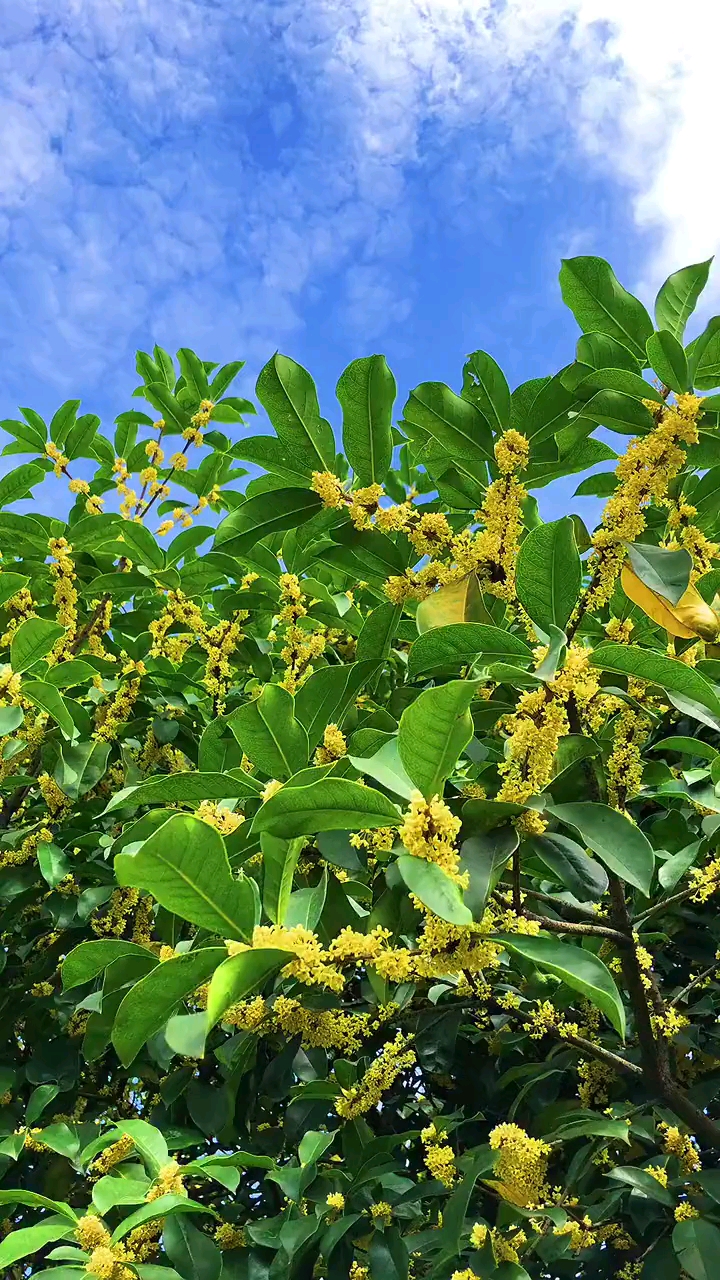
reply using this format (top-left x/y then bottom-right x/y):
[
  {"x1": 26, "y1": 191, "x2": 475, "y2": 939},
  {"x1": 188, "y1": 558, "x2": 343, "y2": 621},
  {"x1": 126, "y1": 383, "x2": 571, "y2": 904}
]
[{"x1": 522, "y1": 908, "x2": 627, "y2": 945}]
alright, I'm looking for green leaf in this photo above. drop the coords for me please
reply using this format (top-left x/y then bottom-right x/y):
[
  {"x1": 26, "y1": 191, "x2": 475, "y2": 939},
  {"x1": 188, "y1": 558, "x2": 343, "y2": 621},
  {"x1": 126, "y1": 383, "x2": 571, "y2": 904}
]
[
  {"x1": 355, "y1": 602, "x2": 401, "y2": 664},
  {"x1": 408, "y1": 622, "x2": 531, "y2": 679},
  {"x1": 369, "y1": 1225, "x2": 408, "y2": 1280},
  {"x1": 396, "y1": 853, "x2": 471, "y2": 925},
  {"x1": 0, "y1": 462, "x2": 45, "y2": 508},
  {"x1": 228, "y1": 683, "x2": 308, "y2": 779},
  {"x1": 403, "y1": 382, "x2": 494, "y2": 464},
  {"x1": 0, "y1": 1218, "x2": 74, "y2": 1268},
  {"x1": 45, "y1": 659, "x2": 98, "y2": 689},
  {"x1": 205, "y1": 947, "x2": 292, "y2": 1031},
  {"x1": 295, "y1": 660, "x2": 379, "y2": 752},
  {"x1": 0, "y1": 1189, "x2": 77, "y2": 1221},
  {"x1": 673, "y1": 1218, "x2": 720, "y2": 1280},
  {"x1": 113, "y1": 1118, "x2": 168, "y2": 1175},
  {"x1": 626, "y1": 542, "x2": 692, "y2": 605},
  {"x1": 62, "y1": 939, "x2": 158, "y2": 989},
  {"x1": 545, "y1": 801, "x2": 654, "y2": 896},
  {"x1": 524, "y1": 832, "x2": 609, "y2": 901},
  {"x1": 261, "y1": 833, "x2": 303, "y2": 924},
  {"x1": 0, "y1": 571, "x2": 30, "y2": 607},
  {"x1": 655, "y1": 258, "x2": 712, "y2": 340},
  {"x1": 580, "y1": 388, "x2": 656, "y2": 435},
  {"x1": 607, "y1": 1165, "x2": 674, "y2": 1205},
  {"x1": 690, "y1": 317, "x2": 720, "y2": 390},
  {"x1": 462, "y1": 350, "x2": 511, "y2": 432},
  {"x1": 54, "y1": 740, "x2": 110, "y2": 800},
  {"x1": 590, "y1": 644, "x2": 720, "y2": 729},
  {"x1": 573, "y1": 366, "x2": 663, "y2": 404},
  {"x1": 116, "y1": 519, "x2": 165, "y2": 570},
  {"x1": 498, "y1": 933, "x2": 625, "y2": 1037},
  {"x1": 10, "y1": 616, "x2": 65, "y2": 672},
  {"x1": 112, "y1": 1194, "x2": 212, "y2": 1242},
  {"x1": 523, "y1": 374, "x2": 576, "y2": 443},
  {"x1": 577, "y1": 332, "x2": 641, "y2": 372},
  {"x1": 651, "y1": 736, "x2": 719, "y2": 762},
  {"x1": 349, "y1": 737, "x2": 415, "y2": 800},
  {"x1": 337, "y1": 354, "x2": 395, "y2": 485},
  {"x1": 103, "y1": 770, "x2": 261, "y2": 813},
  {"x1": 115, "y1": 814, "x2": 257, "y2": 940},
  {"x1": 659, "y1": 841, "x2": 702, "y2": 891},
  {"x1": 111, "y1": 948, "x2": 225, "y2": 1066},
  {"x1": 515, "y1": 517, "x2": 581, "y2": 633},
  {"x1": 256, "y1": 353, "x2": 336, "y2": 473},
  {"x1": 141, "y1": 383, "x2": 189, "y2": 431},
  {"x1": 92, "y1": 1175, "x2": 150, "y2": 1215},
  {"x1": 213, "y1": 487, "x2": 323, "y2": 555},
  {"x1": 0, "y1": 703, "x2": 23, "y2": 734},
  {"x1": 22, "y1": 680, "x2": 77, "y2": 739},
  {"x1": 252, "y1": 777, "x2": 399, "y2": 838},
  {"x1": 398, "y1": 679, "x2": 478, "y2": 799},
  {"x1": 559, "y1": 256, "x2": 653, "y2": 362},
  {"x1": 460, "y1": 828, "x2": 517, "y2": 918},
  {"x1": 647, "y1": 330, "x2": 690, "y2": 393},
  {"x1": 163, "y1": 1215, "x2": 222, "y2": 1280},
  {"x1": 26, "y1": 1084, "x2": 61, "y2": 1125}
]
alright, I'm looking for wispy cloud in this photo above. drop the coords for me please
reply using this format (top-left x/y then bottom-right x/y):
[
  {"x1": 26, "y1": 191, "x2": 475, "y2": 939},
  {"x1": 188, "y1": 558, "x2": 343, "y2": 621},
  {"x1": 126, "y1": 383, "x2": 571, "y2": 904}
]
[{"x1": 0, "y1": 1, "x2": 716, "y2": 410}]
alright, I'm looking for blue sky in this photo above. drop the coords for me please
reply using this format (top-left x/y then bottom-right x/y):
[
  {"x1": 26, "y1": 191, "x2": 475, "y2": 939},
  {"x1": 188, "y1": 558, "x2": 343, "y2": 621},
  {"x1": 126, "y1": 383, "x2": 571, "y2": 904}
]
[{"x1": 0, "y1": 1, "x2": 716, "y2": 524}]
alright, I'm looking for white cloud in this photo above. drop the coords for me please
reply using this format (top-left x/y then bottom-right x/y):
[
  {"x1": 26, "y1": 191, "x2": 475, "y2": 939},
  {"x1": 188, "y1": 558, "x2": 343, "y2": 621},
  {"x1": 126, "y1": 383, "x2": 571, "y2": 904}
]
[{"x1": 0, "y1": 0, "x2": 716, "y2": 400}]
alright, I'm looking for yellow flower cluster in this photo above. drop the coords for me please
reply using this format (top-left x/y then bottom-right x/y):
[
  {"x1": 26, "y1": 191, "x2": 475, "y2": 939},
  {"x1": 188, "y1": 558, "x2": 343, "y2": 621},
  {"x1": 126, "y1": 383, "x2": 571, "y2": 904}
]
[
  {"x1": 196, "y1": 800, "x2": 244, "y2": 835},
  {"x1": 225, "y1": 994, "x2": 387, "y2": 1054},
  {"x1": 335, "y1": 1032, "x2": 416, "y2": 1118},
  {"x1": 675, "y1": 1201, "x2": 700, "y2": 1221},
  {"x1": 146, "y1": 1159, "x2": 187, "y2": 1201},
  {"x1": 38, "y1": 771, "x2": 69, "y2": 816},
  {"x1": 586, "y1": 394, "x2": 703, "y2": 610},
  {"x1": 659, "y1": 1122, "x2": 701, "y2": 1173},
  {"x1": 45, "y1": 440, "x2": 69, "y2": 476},
  {"x1": 314, "y1": 723, "x2": 348, "y2": 765},
  {"x1": 93, "y1": 677, "x2": 141, "y2": 743},
  {"x1": 496, "y1": 688, "x2": 568, "y2": 820},
  {"x1": 667, "y1": 500, "x2": 719, "y2": 578},
  {"x1": 407, "y1": 511, "x2": 454, "y2": 559},
  {"x1": 689, "y1": 854, "x2": 720, "y2": 902},
  {"x1": 0, "y1": 824, "x2": 52, "y2": 871},
  {"x1": 400, "y1": 791, "x2": 463, "y2": 880},
  {"x1": 215, "y1": 1223, "x2": 247, "y2": 1250},
  {"x1": 0, "y1": 663, "x2": 23, "y2": 705},
  {"x1": 577, "y1": 1058, "x2": 615, "y2": 1109},
  {"x1": 311, "y1": 471, "x2": 346, "y2": 508},
  {"x1": 246, "y1": 924, "x2": 345, "y2": 991},
  {"x1": 553, "y1": 1216, "x2": 597, "y2": 1253},
  {"x1": 48, "y1": 537, "x2": 78, "y2": 660},
  {"x1": 644, "y1": 1164, "x2": 668, "y2": 1187},
  {"x1": 607, "y1": 707, "x2": 651, "y2": 811},
  {"x1": 1, "y1": 586, "x2": 36, "y2": 645},
  {"x1": 369, "y1": 1201, "x2": 393, "y2": 1226},
  {"x1": 91, "y1": 887, "x2": 141, "y2": 938},
  {"x1": 488, "y1": 1122, "x2": 551, "y2": 1207},
  {"x1": 421, "y1": 1122, "x2": 457, "y2": 1187},
  {"x1": 326, "y1": 1192, "x2": 346, "y2": 1212}
]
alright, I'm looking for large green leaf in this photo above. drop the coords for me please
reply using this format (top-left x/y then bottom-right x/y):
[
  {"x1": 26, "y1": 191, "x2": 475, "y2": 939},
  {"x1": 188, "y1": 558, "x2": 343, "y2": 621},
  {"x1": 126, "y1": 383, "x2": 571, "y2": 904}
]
[
  {"x1": 213, "y1": 487, "x2": 323, "y2": 556},
  {"x1": 403, "y1": 382, "x2": 494, "y2": 464},
  {"x1": 261, "y1": 834, "x2": 303, "y2": 924},
  {"x1": 607, "y1": 1165, "x2": 674, "y2": 1206},
  {"x1": 62, "y1": 940, "x2": 158, "y2": 990},
  {"x1": 515, "y1": 517, "x2": 581, "y2": 634},
  {"x1": 0, "y1": 462, "x2": 45, "y2": 508},
  {"x1": 524, "y1": 832, "x2": 609, "y2": 902},
  {"x1": 0, "y1": 1217, "x2": 74, "y2": 1267},
  {"x1": 0, "y1": 1189, "x2": 77, "y2": 1221},
  {"x1": 10, "y1": 616, "x2": 64, "y2": 673},
  {"x1": 256, "y1": 352, "x2": 336, "y2": 472},
  {"x1": 294, "y1": 660, "x2": 379, "y2": 753},
  {"x1": 398, "y1": 679, "x2": 479, "y2": 799},
  {"x1": 111, "y1": 948, "x2": 225, "y2": 1066},
  {"x1": 115, "y1": 814, "x2": 257, "y2": 940},
  {"x1": 689, "y1": 317, "x2": 720, "y2": 390},
  {"x1": 655, "y1": 258, "x2": 712, "y2": 341},
  {"x1": 461, "y1": 350, "x2": 511, "y2": 432},
  {"x1": 228, "y1": 683, "x2": 308, "y2": 779},
  {"x1": 559, "y1": 256, "x2": 653, "y2": 362},
  {"x1": 396, "y1": 853, "x2": 471, "y2": 925},
  {"x1": 355, "y1": 602, "x2": 401, "y2": 664},
  {"x1": 408, "y1": 622, "x2": 531, "y2": 679},
  {"x1": 205, "y1": 947, "x2": 292, "y2": 1031},
  {"x1": 54, "y1": 740, "x2": 110, "y2": 800},
  {"x1": 337, "y1": 354, "x2": 395, "y2": 485},
  {"x1": 498, "y1": 932, "x2": 625, "y2": 1037},
  {"x1": 673, "y1": 1218, "x2": 720, "y2": 1280},
  {"x1": 646, "y1": 329, "x2": 690, "y2": 393},
  {"x1": 580, "y1": 388, "x2": 656, "y2": 435},
  {"x1": 163, "y1": 1214, "x2": 222, "y2": 1280},
  {"x1": 349, "y1": 737, "x2": 415, "y2": 800},
  {"x1": 22, "y1": 679, "x2": 77, "y2": 739},
  {"x1": 252, "y1": 777, "x2": 399, "y2": 838},
  {"x1": 590, "y1": 644, "x2": 720, "y2": 730},
  {"x1": 546, "y1": 801, "x2": 654, "y2": 895},
  {"x1": 460, "y1": 828, "x2": 517, "y2": 918},
  {"x1": 104, "y1": 770, "x2": 261, "y2": 813}
]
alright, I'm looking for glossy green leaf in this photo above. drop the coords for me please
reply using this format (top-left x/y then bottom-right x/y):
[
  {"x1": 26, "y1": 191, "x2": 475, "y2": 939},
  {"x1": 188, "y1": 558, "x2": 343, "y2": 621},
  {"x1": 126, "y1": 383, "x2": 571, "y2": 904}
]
[
  {"x1": 112, "y1": 1193, "x2": 211, "y2": 1242},
  {"x1": 515, "y1": 517, "x2": 580, "y2": 634},
  {"x1": 398, "y1": 679, "x2": 479, "y2": 799},
  {"x1": 462, "y1": 350, "x2": 511, "y2": 432},
  {"x1": 295, "y1": 660, "x2": 379, "y2": 752},
  {"x1": 673, "y1": 1218, "x2": 720, "y2": 1280},
  {"x1": 524, "y1": 832, "x2": 609, "y2": 901},
  {"x1": 396, "y1": 853, "x2": 471, "y2": 925},
  {"x1": 0, "y1": 462, "x2": 45, "y2": 508},
  {"x1": 111, "y1": 948, "x2": 225, "y2": 1066},
  {"x1": 0, "y1": 1188, "x2": 77, "y2": 1220},
  {"x1": 0, "y1": 1218, "x2": 74, "y2": 1267},
  {"x1": 590, "y1": 644, "x2": 720, "y2": 729},
  {"x1": 213, "y1": 487, "x2": 323, "y2": 555},
  {"x1": 103, "y1": 770, "x2": 261, "y2": 813},
  {"x1": 355, "y1": 602, "x2": 401, "y2": 664},
  {"x1": 115, "y1": 814, "x2": 257, "y2": 940},
  {"x1": 252, "y1": 777, "x2": 399, "y2": 838},
  {"x1": 62, "y1": 939, "x2": 157, "y2": 989},
  {"x1": 337, "y1": 354, "x2": 395, "y2": 485},
  {"x1": 647, "y1": 329, "x2": 690, "y2": 393},
  {"x1": 54, "y1": 740, "x2": 110, "y2": 800},
  {"x1": 206, "y1": 947, "x2": 292, "y2": 1031},
  {"x1": 403, "y1": 381, "x2": 494, "y2": 464},
  {"x1": 690, "y1": 317, "x2": 720, "y2": 390},
  {"x1": 559, "y1": 256, "x2": 653, "y2": 362},
  {"x1": 349, "y1": 737, "x2": 415, "y2": 800},
  {"x1": 498, "y1": 932, "x2": 625, "y2": 1037},
  {"x1": 228, "y1": 683, "x2": 308, "y2": 779},
  {"x1": 655, "y1": 259, "x2": 712, "y2": 340},
  {"x1": 10, "y1": 616, "x2": 64, "y2": 672},
  {"x1": 580, "y1": 388, "x2": 656, "y2": 435},
  {"x1": 408, "y1": 622, "x2": 531, "y2": 679},
  {"x1": 22, "y1": 679, "x2": 77, "y2": 739},
  {"x1": 460, "y1": 828, "x2": 517, "y2": 918},
  {"x1": 546, "y1": 801, "x2": 654, "y2": 895},
  {"x1": 261, "y1": 833, "x2": 303, "y2": 924},
  {"x1": 256, "y1": 352, "x2": 336, "y2": 472}
]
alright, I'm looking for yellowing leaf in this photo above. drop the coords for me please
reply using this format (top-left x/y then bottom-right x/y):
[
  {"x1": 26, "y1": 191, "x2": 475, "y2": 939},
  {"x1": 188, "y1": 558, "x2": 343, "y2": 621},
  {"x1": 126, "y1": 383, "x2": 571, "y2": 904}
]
[
  {"x1": 416, "y1": 572, "x2": 483, "y2": 634},
  {"x1": 621, "y1": 564, "x2": 719, "y2": 640}
]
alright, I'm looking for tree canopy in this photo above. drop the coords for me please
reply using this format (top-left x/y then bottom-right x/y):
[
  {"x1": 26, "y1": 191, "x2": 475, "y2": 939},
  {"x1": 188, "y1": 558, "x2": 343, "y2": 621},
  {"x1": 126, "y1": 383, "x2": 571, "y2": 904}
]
[{"x1": 2, "y1": 256, "x2": 720, "y2": 1280}]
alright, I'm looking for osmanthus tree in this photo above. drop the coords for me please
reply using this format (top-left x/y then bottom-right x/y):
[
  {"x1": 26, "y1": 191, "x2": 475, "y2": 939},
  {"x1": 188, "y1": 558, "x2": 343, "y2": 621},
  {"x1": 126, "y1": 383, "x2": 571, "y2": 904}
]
[{"x1": 5, "y1": 260, "x2": 720, "y2": 1280}]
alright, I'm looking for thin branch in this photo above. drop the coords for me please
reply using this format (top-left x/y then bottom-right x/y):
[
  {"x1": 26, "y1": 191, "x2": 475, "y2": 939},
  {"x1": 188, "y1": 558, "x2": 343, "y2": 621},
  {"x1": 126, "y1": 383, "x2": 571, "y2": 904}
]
[
  {"x1": 671, "y1": 961, "x2": 720, "y2": 1008},
  {"x1": 635, "y1": 887, "x2": 696, "y2": 925},
  {"x1": 522, "y1": 908, "x2": 627, "y2": 944}
]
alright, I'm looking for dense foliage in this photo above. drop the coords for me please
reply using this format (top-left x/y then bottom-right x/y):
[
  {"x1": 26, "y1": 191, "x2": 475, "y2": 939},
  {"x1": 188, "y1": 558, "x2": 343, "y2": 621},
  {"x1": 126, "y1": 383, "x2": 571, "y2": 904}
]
[{"x1": 4, "y1": 257, "x2": 720, "y2": 1280}]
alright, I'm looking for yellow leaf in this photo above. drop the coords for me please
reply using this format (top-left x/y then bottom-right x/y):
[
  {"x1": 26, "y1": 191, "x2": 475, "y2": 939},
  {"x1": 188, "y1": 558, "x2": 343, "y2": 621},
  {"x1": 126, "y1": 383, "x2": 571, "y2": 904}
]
[
  {"x1": 416, "y1": 572, "x2": 484, "y2": 635},
  {"x1": 621, "y1": 564, "x2": 720, "y2": 640}
]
